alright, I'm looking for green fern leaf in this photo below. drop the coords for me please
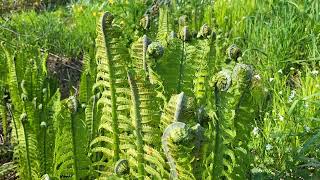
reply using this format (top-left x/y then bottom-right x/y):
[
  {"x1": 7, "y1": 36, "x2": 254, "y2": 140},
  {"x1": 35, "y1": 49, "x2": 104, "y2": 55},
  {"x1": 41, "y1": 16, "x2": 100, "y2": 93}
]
[{"x1": 53, "y1": 96, "x2": 91, "y2": 179}]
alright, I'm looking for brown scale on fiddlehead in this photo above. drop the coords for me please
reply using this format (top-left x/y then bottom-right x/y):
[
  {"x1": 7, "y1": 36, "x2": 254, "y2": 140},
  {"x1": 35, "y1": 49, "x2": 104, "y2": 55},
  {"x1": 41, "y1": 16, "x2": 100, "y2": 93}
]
[
  {"x1": 227, "y1": 44, "x2": 242, "y2": 61},
  {"x1": 197, "y1": 24, "x2": 212, "y2": 38},
  {"x1": 147, "y1": 42, "x2": 164, "y2": 59},
  {"x1": 179, "y1": 26, "x2": 191, "y2": 42},
  {"x1": 114, "y1": 159, "x2": 130, "y2": 176}
]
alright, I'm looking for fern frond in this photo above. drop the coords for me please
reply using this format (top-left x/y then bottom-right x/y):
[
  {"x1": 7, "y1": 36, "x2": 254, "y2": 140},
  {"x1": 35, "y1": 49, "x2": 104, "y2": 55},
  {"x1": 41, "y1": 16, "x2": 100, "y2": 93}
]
[
  {"x1": 53, "y1": 96, "x2": 91, "y2": 179},
  {"x1": 182, "y1": 37, "x2": 211, "y2": 103},
  {"x1": 162, "y1": 122, "x2": 196, "y2": 180},
  {"x1": 91, "y1": 12, "x2": 131, "y2": 167},
  {"x1": 79, "y1": 53, "x2": 95, "y2": 104},
  {"x1": 208, "y1": 64, "x2": 254, "y2": 179},
  {"x1": 13, "y1": 112, "x2": 41, "y2": 180},
  {"x1": 38, "y1": 89, "x2": 61, "y2": 176},
  {"x1": 0, "y1": 162, "x2": 17, "y2": 179},
  {"x1": 156, "y1": 38, "x2": 183, "y2": 97},
  {"x1": 160, "y1": 92, "x2": 196, "y2": 131},
  {"x1": 156, "y1": 6, "x2": 173, "y2": 46},
  {"x1": 1, "y1": 44, "x2": 22, "y2": 111},
  {"x1": 0, "y1": 90, "x2": 7, "y2": 143}
]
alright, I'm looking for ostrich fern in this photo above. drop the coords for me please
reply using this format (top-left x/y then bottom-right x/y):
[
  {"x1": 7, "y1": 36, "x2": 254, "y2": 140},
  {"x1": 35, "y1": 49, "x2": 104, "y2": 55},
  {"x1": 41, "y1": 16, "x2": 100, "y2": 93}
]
[
  {"x1": 0, "y1": 3, "x2": 272, "y2": 179},
  {"x1": 90, "y1": 11, "x2": 132, "y2": 175}
]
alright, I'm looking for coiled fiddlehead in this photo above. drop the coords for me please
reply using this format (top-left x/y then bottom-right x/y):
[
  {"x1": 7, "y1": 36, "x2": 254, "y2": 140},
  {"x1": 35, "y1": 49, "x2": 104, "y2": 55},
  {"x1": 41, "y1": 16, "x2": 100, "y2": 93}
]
[
  {"x1": 162, "y1": 122, "x2": 204, "y2": 180},
  {"x1": 208, "y1": 63, "x2": 254, "y2": 179},
  {"x1": 227, "y1": 44, "x2": 242, "y2": 62}
]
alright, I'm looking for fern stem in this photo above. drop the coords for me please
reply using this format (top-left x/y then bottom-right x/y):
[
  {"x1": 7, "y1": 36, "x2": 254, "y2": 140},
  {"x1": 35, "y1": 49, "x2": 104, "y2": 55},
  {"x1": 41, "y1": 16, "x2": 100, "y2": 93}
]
[
  {"x1": 71, "y1": 112, "x2": 79, "y2": 180},
  {"x1": 128, "y1": 70, "x2": 145, "y2": 179},
  {"x1": 177, "y1": 41, "x2": 185, "y2": 93},
  {"x1": 0, "y1": 103, "x2": 7, "y2": 143},
  {"x1": 212, "y1": 86, "x2": 224, "y2": 179},
  {"x1": 43, "y1": 126, "x2": 46, "y2": 173},
  {"x1": 22, "y1": 115, "x2": 32, "y2": 180}
]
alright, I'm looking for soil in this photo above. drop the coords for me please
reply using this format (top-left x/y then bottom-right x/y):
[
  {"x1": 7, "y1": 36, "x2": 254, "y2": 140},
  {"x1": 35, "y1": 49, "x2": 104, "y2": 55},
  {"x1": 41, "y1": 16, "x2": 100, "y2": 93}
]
[{"x1": 46, "y1": 52, "x2": 83, "y2": 99}]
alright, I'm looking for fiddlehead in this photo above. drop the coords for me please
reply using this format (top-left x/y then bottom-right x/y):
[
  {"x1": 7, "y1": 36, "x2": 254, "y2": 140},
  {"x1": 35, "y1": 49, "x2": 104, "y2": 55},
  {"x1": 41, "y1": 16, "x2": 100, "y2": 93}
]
[
  {"x1": 162, "y1": 122, "x2": 204, "y2": 179},
  {"x1": 208, "y1": 63, "x2": 254, "y2": 179},
  {"x1": 114, "y1": 159, "x2": 130, "y2": 176}
]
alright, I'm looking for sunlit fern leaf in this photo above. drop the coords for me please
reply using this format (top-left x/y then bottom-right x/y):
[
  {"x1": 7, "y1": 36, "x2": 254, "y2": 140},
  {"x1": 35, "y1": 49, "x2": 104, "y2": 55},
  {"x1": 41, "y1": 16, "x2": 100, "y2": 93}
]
[
  {"x1": 13, "y1": 112, "x2": 41, "y2": 180},
  {"x1": 156, "y1": 38, "x2": 183, "y2": 97},
  {"x1": 0, "y1": 162, "x2": 17, "y2": 179},
  {"x1": 38, "y1": 89, "x2": 61, "y2": 176},
  {"x1": 90, "y1": 12, "x2": 132, "y2": 168},
  {"x1": 162, "y1": 122, "x2": 197, "y2": 180},
  {"x1": 127, "y1": 70, "x2": 169, "y2": 179},
  {"x1": 182, "y1": 37, "x2": 211, "y2": 103},
  {"x1": 53, "y1": 96, "x2": 91, "y2": 179},
  {"x1": 85, "y1": 95, "x2": 99, "y2": 148},
  {"x1": 1, "y1": 44, "x2": 22, "y2": 111},
  {"x1": 156, "y1": 6, "x2": 173, "y2": 46},
  {"x1": 130, "y1": 35, "x2": 151, "y2": 78},
  {"x1": 160, "y1": 92, "x2": 197, "y2": 131}
]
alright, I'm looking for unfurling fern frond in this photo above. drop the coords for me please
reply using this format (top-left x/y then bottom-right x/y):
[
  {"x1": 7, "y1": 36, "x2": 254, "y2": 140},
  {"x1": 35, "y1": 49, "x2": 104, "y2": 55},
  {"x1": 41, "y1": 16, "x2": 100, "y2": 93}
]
[
  {"x1": 38, "y1": 89, "x2": 61, "y2": 176},
  {"x1": 209, "y1": 69, "x2": 237, "y2": 179},
  {"x1": 2, "y1": 45, "x2": 41, "y2": 180},
  {"x1": 53, "y1": 96, "x2": 91, "y2": 179},
  {"x1": 13, "y1": 112, "x2": 41, "y2": 180},
  {"x1": 156, "y1": 6, "x2": 173, "y2": 46},
  {"x1": 126, "y1": 68, "x2": 168, "y2": 179},
  {"x1": 162, "y1": 122, "x2": 204, "y2": 180},
  {"x1": 156, "y1": 37, "x2": 183, "y2": 98},
  {"x1": 79, "y1": 53, "x2": 96, "y2": 104},
  {"x1": 233, "y1": 70, "x2": 267, "y2": 179},
  {"x1": 90, "y1": 12, "x2": 131, "y2": 175},
  {"x1": 85, "y1": 95, "x2": 99, "y2": 148},
  {"x1": 207, "y1": 63, "x2": 254, "y2": 179},
  {"x1": 1, "y1": 44, "x2": 22, "y2": 111}
]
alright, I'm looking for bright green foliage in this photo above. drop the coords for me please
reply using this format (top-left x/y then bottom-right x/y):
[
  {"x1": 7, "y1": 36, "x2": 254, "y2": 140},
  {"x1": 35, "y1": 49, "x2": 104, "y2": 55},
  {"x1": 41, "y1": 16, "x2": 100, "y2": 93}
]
[
  {"x1": 53, "y1": 95, "x2": 91, "y2": 179},
  {"x1": 162, "y1": 122, "x2": 196, "y2": 180},
  {"x1": 1, "y1": 1, "x2": 319, "y2": 179},
  {"x1": 90, "y1": 11, "x2": 132, "y2": 175},
  {"x1": 126, "y1": 36, "x2": 169, "y2": 179},
  {"x1": 160, "y1": 92, "x2": 196, "y2": 131}
]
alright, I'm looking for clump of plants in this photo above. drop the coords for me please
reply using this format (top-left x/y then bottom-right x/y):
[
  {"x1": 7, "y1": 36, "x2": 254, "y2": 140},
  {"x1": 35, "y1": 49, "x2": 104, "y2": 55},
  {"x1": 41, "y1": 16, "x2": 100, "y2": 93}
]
[{"x1": 1, "y1": 0, "x2": 319, "y2": 179}]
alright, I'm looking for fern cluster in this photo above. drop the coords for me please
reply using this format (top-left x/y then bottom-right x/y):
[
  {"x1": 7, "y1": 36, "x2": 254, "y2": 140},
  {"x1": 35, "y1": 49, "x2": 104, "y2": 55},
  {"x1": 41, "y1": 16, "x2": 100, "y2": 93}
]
[{"x1": 0, "y1": 1, "x2": 268, "y2": 179}]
